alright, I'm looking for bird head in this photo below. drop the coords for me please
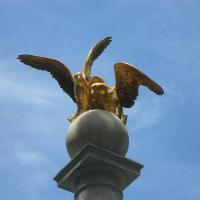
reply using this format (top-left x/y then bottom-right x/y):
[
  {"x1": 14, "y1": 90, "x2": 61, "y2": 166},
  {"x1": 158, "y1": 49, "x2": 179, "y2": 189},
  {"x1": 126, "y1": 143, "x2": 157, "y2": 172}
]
[
  {"x1": 91, "y1": 83, "x2": 110, "y2": 95},
  {"x1": 74, "y1": 72, "x2": 84, "y2": 81}
]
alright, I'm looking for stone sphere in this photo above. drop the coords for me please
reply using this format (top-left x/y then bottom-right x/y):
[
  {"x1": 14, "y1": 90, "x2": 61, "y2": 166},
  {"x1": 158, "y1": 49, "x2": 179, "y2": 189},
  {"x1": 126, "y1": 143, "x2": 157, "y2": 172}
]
[{"x1": 66, "y1": 110, "x2": 129, "y2": 158}]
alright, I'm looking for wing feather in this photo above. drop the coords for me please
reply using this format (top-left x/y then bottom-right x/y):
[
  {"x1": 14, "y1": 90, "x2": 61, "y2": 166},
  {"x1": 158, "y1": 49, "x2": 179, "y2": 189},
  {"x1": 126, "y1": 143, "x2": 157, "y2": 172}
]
[
  {"x1": 83, "y1": 37, "x2": 112, "y2": 80},
  {"x1": 114, "y1": 62, "x2": 164, "y2": 108},
  {"x1": 18, "y1": 54, "x2": 76, "y2": 102}
]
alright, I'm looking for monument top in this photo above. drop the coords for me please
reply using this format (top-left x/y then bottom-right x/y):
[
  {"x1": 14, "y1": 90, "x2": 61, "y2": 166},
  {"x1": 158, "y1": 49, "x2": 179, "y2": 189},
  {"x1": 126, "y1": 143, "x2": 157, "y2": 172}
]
[{"x1": 18, "y1": 36, "x2": 164, "y2": 125}]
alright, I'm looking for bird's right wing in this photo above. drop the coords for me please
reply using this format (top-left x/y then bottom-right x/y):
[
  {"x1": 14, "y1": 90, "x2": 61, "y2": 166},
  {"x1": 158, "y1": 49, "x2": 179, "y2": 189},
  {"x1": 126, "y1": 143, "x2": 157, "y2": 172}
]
[
  {"x1": 18, "y1": 54, "x2": 76, "y2": 102},
  {"x1": 115, "y1": 62, "x2": 164, "y2": 108}
]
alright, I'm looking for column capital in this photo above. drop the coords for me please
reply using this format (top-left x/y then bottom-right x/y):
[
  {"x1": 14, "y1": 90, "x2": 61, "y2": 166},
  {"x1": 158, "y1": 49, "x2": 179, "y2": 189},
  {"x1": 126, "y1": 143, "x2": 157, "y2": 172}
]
[{"x1": 54, "y1": 144, "x2": 143, "y2": 199}]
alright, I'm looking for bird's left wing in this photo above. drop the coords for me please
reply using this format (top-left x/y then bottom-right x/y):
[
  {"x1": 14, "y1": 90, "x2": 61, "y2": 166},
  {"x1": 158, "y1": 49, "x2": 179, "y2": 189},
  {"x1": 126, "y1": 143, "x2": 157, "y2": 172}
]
[
  {"x1": 83, "y1": 37, "x2": 112, "y2": 80},
  {"x1": 18, "y1": 54, "x2": 76, "y2": 102},
  {"x1": 114, "y1": 62, "x2": 164, "y2": 108}
]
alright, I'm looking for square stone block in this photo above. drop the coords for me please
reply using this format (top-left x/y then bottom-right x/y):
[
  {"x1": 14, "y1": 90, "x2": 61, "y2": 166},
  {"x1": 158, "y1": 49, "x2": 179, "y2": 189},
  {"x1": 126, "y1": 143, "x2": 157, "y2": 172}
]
[{"x1": 54, "y1": 143, "x2": 143, "y2": 193}]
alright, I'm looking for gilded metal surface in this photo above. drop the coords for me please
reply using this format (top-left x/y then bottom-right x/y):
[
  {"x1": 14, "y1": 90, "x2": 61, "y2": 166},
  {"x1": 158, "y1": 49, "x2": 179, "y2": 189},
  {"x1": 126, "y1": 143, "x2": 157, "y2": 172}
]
[{"x1": 18, "y1": 37, "x2": 164, "y2": 124}]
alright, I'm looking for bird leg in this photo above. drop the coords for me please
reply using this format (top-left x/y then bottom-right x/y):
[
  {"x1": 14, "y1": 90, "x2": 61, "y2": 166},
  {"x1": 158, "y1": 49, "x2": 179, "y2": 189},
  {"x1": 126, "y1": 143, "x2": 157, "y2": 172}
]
[
  {"x1": 115, "y1": 105, "x2": 122, "y2": 118},
  {"x1": 68, "y1": 112, "x2": 80, "y2": 122},
  {"x1": 121, "y1": 114, "x2": 128, "y2": 125},
  {"x1": 116, "y1": 106, "x2": 127, "y2": 125},
  {"x1": 68, "y1": 98, "x2": 89, "y2": 122}
]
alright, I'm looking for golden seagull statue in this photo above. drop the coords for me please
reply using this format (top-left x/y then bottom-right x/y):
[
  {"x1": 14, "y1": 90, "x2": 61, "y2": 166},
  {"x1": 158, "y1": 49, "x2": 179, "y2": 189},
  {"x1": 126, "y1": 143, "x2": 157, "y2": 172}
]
[{"x1": 18, "y1": 37, "x2": 164, "y2": 124}]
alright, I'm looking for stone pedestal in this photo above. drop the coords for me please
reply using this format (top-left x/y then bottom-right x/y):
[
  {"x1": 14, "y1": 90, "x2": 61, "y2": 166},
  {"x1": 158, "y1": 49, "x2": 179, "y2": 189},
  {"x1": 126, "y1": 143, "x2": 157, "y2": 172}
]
[
  {"x1": 54, "y1": 144, "x2": 143, "y2": 200},
  {"x1": 54, "y1": 110, "x2": 143, "y2": 200}
]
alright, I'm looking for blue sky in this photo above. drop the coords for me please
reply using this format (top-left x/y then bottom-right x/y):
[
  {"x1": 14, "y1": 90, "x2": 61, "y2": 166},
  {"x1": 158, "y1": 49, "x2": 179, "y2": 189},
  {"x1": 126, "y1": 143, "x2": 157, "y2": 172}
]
[{"x1": 0, "y1": 0, "x2": 200, "y2": 199}]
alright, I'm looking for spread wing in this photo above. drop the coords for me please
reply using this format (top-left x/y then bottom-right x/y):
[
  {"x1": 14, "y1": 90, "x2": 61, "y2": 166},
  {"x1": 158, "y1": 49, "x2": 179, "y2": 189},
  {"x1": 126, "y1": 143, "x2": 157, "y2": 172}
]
[
  {"x1": 114, "y1": 62, "x2": 164, "y2": 108},
  {"x1": 83, "y1": 36, "x2": 112, "y2": 80},
  {"x1": 18, "y1": 54, "x2": 76, "y2": 102}
]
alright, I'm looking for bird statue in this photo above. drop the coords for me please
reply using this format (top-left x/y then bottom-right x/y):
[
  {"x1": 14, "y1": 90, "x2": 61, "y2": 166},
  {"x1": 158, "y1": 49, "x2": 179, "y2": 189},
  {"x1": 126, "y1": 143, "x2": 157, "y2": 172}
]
[
  {"x1": 18, "y1": 37, "x2": 112, "y2": 122},
  {"x1": 18, "y1": 36, "x2": 164, "y2": 124}
]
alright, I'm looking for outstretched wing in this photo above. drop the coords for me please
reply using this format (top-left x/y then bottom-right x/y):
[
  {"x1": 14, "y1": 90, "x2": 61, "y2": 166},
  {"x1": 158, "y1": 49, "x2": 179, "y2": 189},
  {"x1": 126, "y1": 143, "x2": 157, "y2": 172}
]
[
  {"x1": 83, "y1": 36, "x2": 112, "y2": 80},
  {"x1": 18, "y1": 54, "x2": 76, "y2": 102},
  {"x1": 114, "y1": 62, "x2": 164, "y2": 108}
]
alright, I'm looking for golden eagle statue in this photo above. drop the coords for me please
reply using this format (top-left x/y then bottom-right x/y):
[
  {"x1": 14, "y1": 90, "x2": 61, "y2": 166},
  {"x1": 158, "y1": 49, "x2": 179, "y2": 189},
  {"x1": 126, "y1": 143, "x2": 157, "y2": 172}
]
[{"x1": 18, "y1": 37, "x2": 164, "y2": 124}]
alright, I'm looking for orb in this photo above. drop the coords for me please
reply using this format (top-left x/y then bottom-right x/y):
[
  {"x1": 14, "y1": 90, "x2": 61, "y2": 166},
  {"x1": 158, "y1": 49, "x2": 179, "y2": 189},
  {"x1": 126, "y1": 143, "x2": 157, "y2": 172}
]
[{"x1": 66, "y1": 110, "x2": 129, "y2": 158}]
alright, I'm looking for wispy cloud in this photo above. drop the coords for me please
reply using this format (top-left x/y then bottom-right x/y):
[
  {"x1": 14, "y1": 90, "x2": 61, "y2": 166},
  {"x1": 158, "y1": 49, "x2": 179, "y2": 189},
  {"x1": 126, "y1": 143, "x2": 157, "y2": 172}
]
[
  {"x1": 126, "y1": 93, "x2": 164, "y2": 131},
  {"x1": 0, "y1": 77, "x2": 53, "y2": 105},
  {"x1": 130, "y1": 159, "x2": 200, "y2": 199},
  {"x1": 0, "y1": 60, "x2": 58, "y2": 105},
  {"x1": 15, "y1": 150, "x2": 49, "y2": 165},
  {"x1": 125, "y1": 78, "x2": 189, "y2": 131},
  {"x1": 12, "y1": 148, "x2": 55, "y2": 197}
]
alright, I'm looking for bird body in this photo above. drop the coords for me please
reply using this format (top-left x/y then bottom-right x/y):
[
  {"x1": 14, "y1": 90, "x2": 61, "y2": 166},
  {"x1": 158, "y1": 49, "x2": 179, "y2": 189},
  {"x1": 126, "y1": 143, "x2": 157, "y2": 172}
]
[{"x1": 91, "y1": 83, "x2": 121, "y2": 116}]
